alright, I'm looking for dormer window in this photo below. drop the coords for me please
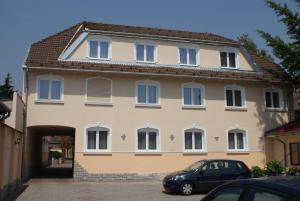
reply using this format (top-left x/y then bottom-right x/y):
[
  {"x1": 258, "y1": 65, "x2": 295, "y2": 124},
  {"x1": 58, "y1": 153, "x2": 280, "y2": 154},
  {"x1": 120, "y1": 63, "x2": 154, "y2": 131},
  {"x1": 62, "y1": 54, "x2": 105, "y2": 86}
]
[
  {"x1": 88, "y1": 37, "x2": 111, "y2": 60},
  {"x1": 179, "y1": 47, "x2": 198, "y2": 66},
  {"x1": 220, "y1": 50, "x2": 238, "y2": 68},
  {"x1": 135, "y1": 43, "x2": 156, "y2": 63}
]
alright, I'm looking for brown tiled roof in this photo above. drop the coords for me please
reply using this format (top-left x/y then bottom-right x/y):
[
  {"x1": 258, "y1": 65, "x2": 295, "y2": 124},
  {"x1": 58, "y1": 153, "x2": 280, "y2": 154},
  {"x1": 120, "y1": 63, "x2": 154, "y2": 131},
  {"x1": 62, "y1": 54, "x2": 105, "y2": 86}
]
[
  {"x1": 265, "y1": 121, "x2": 300, "y2": 136},
  {"x1": 25, "y1": 21, "x2": 285, "y2": 83}
]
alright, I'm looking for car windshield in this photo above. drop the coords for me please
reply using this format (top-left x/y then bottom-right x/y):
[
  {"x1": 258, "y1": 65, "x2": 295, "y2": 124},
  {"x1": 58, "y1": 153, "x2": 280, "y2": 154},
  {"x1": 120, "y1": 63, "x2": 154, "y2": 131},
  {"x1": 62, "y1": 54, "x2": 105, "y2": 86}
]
[{"x1": 183, "y1": 161, "x2": 205, "y2": 172}]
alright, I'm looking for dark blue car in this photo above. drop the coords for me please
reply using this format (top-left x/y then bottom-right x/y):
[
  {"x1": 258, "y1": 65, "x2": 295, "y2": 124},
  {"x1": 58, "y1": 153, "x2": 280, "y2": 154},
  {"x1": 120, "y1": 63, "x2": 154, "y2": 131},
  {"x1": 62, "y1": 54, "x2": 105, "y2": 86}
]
[
  {"x1": 201, "y1": 176, "x2": 300, "y2": 201},
  {"x1": 163, "y1": 159, "x2": 250, "y2": 195}
]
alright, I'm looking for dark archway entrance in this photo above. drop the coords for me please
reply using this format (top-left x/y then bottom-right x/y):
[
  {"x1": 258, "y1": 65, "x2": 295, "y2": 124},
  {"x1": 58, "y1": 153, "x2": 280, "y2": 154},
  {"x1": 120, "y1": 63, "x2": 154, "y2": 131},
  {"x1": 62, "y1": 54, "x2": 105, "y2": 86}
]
[{"x1": 23, "y1": 126, "x2": 75, "y2": 180}]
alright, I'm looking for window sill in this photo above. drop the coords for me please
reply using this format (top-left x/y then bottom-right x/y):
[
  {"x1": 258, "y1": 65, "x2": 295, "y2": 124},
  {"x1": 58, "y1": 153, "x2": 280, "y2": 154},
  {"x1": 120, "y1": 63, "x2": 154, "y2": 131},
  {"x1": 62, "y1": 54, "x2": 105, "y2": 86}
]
[
  {"x1": 135, "y1": 151, "x2": 161, "y2": 156},
  {"x1": 225, "y1": 107, "x2": 247, "y2": 111},
  {"x1": 179, "y1": 64, "x2": 199, "y2": 67},
  {"x1": 83, "y1": 151, "x2": 112, "y2": 155},
  {"x1": 135, "y1": 104, "x2": 161, "y2": 108},
  {"x1": 265, "y1": 108, "x2": 285, "y2": 112},
  {"x1": 182, "y1": 151, "x2": 207, "y2": 155},
  {"x1": 226, "y1": 151, "x2": 249, "y2": 155},
  {"x1": 182, "y1": 105, "x2": 206, "y2": 110},
  {"x1": 135, "y1": 60, "x2": 157, "y2": 64},
  {"x1": 85, "y1": 102, "x2": 113, "y2": 107},
  {"x1": 220, "y1": 67, "x2": 240, "y2": 70},
  {"x1": 86, "y1": 56, "x2": 111, "y2": 61},
  {"x1": 35, "y1": 100, "x2": 64, "y2": 105}
]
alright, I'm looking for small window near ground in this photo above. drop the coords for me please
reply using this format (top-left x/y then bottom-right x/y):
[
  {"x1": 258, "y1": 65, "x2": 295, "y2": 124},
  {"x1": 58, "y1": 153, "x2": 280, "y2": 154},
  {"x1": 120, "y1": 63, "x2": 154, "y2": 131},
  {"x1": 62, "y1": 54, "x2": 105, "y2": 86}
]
[
  {"x1": 220, "y1": 51, "x2": 237, "y2": 68},
  {"x1": 179, "y1": 47, "x2": 198, "y2": 66},
  {"x1": 135, "y1": 44, "x2": 155, "y2": 63},
  {"x1": 184, "y1": 128, "x2": 205, "y2": 151},
  {"x1": 136, "y1": 80, "x2": 160, "y2": 105},
  {"x1": 290, "y1": 143, "x2": 300, "y2": 165},
  {"x1": 225, "y1": 86, "x2": 245, "y2": 108},
  {"x1": 137, "y1": 128, "x2": 159, "y2": 151},
  {"x1": 37, "y1": 75, "x2": 63, "y2": 101},
  {"x1": 86, "y1": 77, "x2": 112, "y2": 104},
  {"x1": 86, "y1": 126, "x2": 110, "y2": 152},
  {"x1": 265, "y1": 89, "x2": 283, "y2": 109},
  {"x1": 228, "y1": 129, "x2": 247, "y2": 151}
]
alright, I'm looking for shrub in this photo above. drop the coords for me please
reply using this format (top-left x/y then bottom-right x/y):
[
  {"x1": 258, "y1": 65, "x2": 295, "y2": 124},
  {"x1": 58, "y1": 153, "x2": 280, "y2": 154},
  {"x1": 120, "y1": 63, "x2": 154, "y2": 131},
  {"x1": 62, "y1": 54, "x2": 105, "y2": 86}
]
[
  {"x1": 286, "y1": 167, "x2": 300, "y2": 176},
  {"x1": 265, "y1": 160, "x2": 284, "y2": 175},
  {"x1": 51, "y1": 151, "x2": 62, "y2": 160},
  {"x1": 251, "y1": 166, "x2": 266, "y2": 178}
]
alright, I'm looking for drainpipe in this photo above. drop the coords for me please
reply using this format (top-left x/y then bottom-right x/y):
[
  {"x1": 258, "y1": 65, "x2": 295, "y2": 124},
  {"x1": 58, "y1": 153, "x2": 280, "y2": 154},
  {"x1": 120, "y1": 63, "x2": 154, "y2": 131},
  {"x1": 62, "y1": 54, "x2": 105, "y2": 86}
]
[
  {"x1": 275, "y1": 137, "x2": 287, "y2": 168},
  {"x1": 21, "y1": 65, "x2": 29, "y2": 182}
]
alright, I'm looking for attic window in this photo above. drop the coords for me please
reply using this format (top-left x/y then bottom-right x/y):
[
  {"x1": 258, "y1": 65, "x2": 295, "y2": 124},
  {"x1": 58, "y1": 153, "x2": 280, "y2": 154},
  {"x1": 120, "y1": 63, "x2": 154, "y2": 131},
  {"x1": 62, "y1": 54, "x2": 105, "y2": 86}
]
[
  {"x1": 220, "y1": 49, "x2": 238, "y2": 68},
  {"x1": 88, "y1": 37, "x2": 111, "y2": 60}
]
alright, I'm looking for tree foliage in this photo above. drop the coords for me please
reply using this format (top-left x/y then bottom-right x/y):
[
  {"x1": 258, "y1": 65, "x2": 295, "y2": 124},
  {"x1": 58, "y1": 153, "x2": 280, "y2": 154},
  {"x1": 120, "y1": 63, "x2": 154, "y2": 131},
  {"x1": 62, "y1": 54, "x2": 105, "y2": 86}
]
[
  {"x1": 258, "y1": 0, "x2": 300, "y2": 88},
  {"x1": 0, "y1": 73, "x2": 14, "y2": 100},
  {"x1": 238, "y1": 34, "x2": 274, "y2": 62}
]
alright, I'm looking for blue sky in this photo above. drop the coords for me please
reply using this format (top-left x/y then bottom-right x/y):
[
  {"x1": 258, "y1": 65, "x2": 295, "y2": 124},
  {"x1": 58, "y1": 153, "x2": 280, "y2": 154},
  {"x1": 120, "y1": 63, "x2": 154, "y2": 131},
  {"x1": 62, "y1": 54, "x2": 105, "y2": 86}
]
[{"x1": 0, "y1": 0, "x2": 297, "y2": 91}]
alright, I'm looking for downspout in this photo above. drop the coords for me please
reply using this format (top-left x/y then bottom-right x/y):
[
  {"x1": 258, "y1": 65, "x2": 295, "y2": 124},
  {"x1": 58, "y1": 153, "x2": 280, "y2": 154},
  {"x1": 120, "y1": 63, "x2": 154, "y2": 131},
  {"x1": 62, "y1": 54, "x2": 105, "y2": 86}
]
[
  {"x1": 21, "y1": 65, "x2": 28, "y2": 182},
  {"x1": 275, "y1": 137, "x2": 287, "y2": 168}
]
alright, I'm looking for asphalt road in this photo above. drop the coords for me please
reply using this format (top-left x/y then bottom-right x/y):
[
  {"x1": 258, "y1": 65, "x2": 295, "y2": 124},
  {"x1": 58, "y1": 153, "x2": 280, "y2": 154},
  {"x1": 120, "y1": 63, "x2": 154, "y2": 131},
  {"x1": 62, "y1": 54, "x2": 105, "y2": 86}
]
[{"x1": 15, "y1": 179, "x2": 205, "y2": 201}]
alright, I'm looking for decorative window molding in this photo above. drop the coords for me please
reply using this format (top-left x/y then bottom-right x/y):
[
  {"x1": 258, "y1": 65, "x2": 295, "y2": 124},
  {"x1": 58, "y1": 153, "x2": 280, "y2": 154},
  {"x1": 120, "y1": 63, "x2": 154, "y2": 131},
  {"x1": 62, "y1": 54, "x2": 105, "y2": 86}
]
[
  {"x1": 36, "y1": 74, "x2": 64, "y2": 102},
  {"x1": 177, "y1": 45, "x2": 199, "y2": 66},
  {"x1": 135, "y1": 125, "x2": 161, "y2": 153},
  {"x1": 224, "y1": 85, "x2": 246, "y2": 109},
  {"x1": 135, "y1": 80, "x2": 160, "y2": 106},
  {"x1": 134, "y1": 41, "x2": 157, "y2": 63},
  {"x1": 219, "y1": 47, "x2": 239, "y2": 69},
  {"x1": 87, "y1": 36, "x2": 112, "y2": 60},
  {"x1": 182, "y1": 126, "x2": 206, "y2": 153},
  {"x1": 227, "y1": 128, "x2": 248, "y2": 152},
  {"x1": 85, "y1": 76, "x2": 112, "y2": 105},
  {"x1": 263, "y1": 88, "x2": 284, "y2": 111},
  {"x1": 182, "y1": 82, "x2": 205, "y2": 108},
  {"x1": 84, "y1": 123, "x2": 111, "y2": 153}
]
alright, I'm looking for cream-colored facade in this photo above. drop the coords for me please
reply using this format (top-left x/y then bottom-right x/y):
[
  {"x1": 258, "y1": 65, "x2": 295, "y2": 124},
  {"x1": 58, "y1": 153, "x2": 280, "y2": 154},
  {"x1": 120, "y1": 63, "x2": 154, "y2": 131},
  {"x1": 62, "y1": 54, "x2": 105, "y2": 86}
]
[
  {"x1": 24, "y1": 23, "x2": 292, "y2": 179},
  {"x1": 25, "y1": 71, "x2": 289, "y2": 174}
]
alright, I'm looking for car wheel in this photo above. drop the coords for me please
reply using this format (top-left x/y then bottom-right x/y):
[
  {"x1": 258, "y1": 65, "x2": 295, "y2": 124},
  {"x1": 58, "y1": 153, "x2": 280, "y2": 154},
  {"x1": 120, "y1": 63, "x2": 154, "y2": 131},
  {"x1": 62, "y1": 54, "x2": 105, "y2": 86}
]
[{"x1": 180, "y1": 182, "x2": 194, "y2": 195}]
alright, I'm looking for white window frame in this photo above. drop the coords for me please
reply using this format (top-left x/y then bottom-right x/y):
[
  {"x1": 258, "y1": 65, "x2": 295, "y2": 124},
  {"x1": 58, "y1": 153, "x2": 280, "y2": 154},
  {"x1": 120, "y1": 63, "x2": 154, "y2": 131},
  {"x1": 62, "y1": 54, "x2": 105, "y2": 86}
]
[
  {"x1": 134, "y1": 42, "x2": 157, "y2": 63},
  {"x1": 135, "y1": 126, "x2": 161, "y2": 153},
  {"x1": 178, "y1": 45, "x2": 200, "y2": 66},
  {"x1": 135, "y1": 80, "x2": 160, "y2": 107},
  {"x1": 87, "y1": 36, "x2": 112, "y2": 60},
  {"x1": 224, "y1": 85, "x2": 247, "y2": 109},
  {"x1": 85, "y1": 76, "x2": 112, "y2": 105},
  {"x1": 36, "y1": 74, "x2": 64, "y2": 102},
  {"x1": 182, "y1": 127, "x2": 206, "y2": 153},
  {"x1": 263, "y1": 88, "x2": 284, "y2": 111},
  {"x1": 226, "y1": 128, "x2": 248, "y2": 152},
  {"x1": 182, "y1": 83, "x2": 205, "y2": 108},
  {"x1": 84, "y1": 124, "x2": 112, "y2": 153},
  {"x1": 219, "y1": 48, "x2": 239, "y2": 69}
]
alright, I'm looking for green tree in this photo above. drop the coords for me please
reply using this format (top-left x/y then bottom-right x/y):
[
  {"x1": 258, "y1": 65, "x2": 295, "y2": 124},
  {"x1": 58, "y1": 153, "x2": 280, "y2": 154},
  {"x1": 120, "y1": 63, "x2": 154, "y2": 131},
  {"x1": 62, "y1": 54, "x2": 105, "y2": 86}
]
[
  {"x1": 258, "y1": 0, "x2": 300, "y2": 88},
  {"x1": 0, "y1": 73, "x2": 14, "y2": 100},
  {"x1": 238, "y1": 34, "x2": 274, "y2": 61}
]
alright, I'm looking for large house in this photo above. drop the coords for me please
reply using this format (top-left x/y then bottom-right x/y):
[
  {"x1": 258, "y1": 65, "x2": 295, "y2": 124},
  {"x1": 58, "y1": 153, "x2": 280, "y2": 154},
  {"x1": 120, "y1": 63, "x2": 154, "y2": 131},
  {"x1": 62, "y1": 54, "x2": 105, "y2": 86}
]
[{"x1": 22, "y1": 22, "x2": 294, "y2": 180}]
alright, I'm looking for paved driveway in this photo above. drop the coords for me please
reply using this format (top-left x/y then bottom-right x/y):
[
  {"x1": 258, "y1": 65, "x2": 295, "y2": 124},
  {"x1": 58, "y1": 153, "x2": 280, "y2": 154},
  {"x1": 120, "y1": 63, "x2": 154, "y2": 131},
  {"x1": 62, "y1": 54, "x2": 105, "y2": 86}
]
[{"x1": 16, "y1": 179, "x2": 205, "y2": 201}]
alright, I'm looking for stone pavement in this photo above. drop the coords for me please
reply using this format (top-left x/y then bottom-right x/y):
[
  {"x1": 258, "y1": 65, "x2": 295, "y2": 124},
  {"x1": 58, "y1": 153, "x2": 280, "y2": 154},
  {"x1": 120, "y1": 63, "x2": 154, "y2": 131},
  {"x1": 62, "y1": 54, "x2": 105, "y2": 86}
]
[{"x1": 15, "y1": 179, "x2": 205, "y2": 201}]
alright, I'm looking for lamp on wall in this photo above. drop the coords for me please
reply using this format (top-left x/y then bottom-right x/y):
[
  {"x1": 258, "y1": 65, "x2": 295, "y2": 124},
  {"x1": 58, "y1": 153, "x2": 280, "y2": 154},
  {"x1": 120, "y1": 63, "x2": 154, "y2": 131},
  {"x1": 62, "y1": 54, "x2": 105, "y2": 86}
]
[
  {"x1": 15, "y1": 136, "x2": 21, "y2": 144},
  {"x1": 121, "y1": 134, "x2": 126, "y2": 141},
  {"x1": 170, "y1": 134, "x2": 175, "y2": 141},
  {"x1": 214, "y1": 136, "x2": 219, "y2": 141}
]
